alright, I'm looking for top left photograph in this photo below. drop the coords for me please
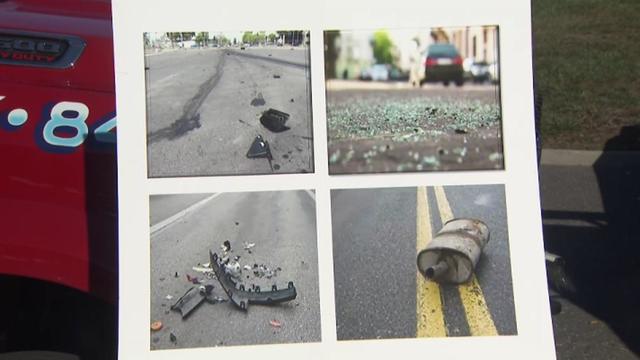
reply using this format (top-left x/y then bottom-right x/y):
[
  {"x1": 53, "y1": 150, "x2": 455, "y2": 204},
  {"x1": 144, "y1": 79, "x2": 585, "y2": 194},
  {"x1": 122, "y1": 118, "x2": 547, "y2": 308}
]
[{"x1": 144, "y1": 31, "x2": 313, "y2": 177}]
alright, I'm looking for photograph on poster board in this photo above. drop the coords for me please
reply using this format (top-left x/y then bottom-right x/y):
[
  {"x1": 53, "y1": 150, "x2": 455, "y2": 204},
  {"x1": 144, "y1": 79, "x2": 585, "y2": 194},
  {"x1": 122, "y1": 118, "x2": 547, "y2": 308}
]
[
  {"x1": 331, "y1": 184, "x2": 516, "y2": 339},
  {"x1": 149, "y1": 190, "x2": 320, "y2": 349},
  {"x1": 144, "y1": 30, "x2": 314, "y2": 177},
  {"x1": 324, "y1": 26, "x2": 503, "y2": 174}
]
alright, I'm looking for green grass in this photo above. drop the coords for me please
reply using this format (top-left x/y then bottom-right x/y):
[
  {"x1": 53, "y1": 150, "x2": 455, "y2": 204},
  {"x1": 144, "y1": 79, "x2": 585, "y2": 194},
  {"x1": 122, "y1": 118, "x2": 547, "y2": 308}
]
[
  {"x1": 328, "y1": 98, "x2": 501, "y2": 142},
  {"x1": 532, "y1": 0, "x2": 640, "y2": 149}
]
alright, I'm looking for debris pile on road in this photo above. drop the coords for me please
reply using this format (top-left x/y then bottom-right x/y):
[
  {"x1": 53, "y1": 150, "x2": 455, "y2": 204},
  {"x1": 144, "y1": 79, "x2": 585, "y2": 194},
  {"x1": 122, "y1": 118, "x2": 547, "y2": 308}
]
[
  {"x1": 165, "y1": 240, "x2": 297, "y2": 320},
  {"x1": 417, "y1": 218, "x2": 490, "y2": 284}
]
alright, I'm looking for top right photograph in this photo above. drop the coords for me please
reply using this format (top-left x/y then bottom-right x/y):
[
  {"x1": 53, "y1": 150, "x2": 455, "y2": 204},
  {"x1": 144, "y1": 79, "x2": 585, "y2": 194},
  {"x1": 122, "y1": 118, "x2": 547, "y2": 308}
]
[{"x1": 324, "y1": 26, "x2": 503, "y2": 174}]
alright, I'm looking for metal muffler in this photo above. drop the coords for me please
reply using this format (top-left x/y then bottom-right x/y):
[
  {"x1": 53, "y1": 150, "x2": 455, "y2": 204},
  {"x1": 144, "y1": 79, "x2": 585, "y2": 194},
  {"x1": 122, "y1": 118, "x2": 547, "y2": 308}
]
[{"x1": 417, "y1": 218, "x2": 490, "y2": 284}]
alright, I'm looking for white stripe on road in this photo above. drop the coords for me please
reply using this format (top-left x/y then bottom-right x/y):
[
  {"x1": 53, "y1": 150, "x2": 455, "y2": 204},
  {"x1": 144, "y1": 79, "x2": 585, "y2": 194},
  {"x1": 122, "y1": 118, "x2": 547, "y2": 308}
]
[
  {"x1": 150, "y1": 193, "x2": 221, "y2": 236},
  {"x1": 304, "y1": 189, "x2": 316, "y2": 201}
]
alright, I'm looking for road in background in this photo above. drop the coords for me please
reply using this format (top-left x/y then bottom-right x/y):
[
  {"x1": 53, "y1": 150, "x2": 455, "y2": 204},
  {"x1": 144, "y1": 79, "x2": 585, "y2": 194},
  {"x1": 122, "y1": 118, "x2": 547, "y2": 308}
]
[
  {"x1": 540, "y1": 150, "x2": 640, "y2": 359},
  {"x1": 331, "y1": 185, "x2": 515, "y2": 340},
  {"x1": 150, "y1": 190, "x2": 320, "y2": 349},
  {"x1": 145, "y1": 47, "x2": 313, "y2": 177}
]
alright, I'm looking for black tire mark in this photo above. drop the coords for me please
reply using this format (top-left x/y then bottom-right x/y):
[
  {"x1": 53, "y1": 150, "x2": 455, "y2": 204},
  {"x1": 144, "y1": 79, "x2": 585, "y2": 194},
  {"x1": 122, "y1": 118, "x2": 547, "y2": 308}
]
[
  {"x1": 228, "y1": 49, "x2": 308, "y2": 70},
  {"x1": 148, "y1": 52, "x2": 226, "y2": 144}
]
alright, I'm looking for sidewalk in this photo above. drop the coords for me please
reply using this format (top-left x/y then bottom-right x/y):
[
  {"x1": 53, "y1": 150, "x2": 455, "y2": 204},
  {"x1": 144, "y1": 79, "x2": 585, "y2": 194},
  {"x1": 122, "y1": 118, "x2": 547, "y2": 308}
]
[{"x1": 539, "y1": 149, "x2": 640, "y2": 359}]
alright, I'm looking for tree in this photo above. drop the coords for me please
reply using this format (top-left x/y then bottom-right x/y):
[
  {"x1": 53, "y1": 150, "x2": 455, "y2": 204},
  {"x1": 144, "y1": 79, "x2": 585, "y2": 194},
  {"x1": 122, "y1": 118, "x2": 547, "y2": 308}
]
[
  {"x1": 166, "y1": 32, "x2": 181, "y2": 46},
  {"x1": 242, "y1": 31, "x2": 255, "y2": 45},
  {"x1": 166, "y1": 32, "x2": 195, "y2": 46},
  {"x1": 324, "y1": 31, "x2": 339, "y2": 79},
  {"x1": 372, "y1": 31, "x2": 395, "y2": 64},
  {"x1": 256, "y1": 31, "x2": 266, "y2": 45},
  {"x1": 195, "y1": 32, "x2": 209, "y2": 46},
  {"x1": 143, "y1": 33, "x2": 151, "y2": 48},
  {"x1": 276, "y1": 30, "x2": 304, "y2": 45},
  {"x1": 268, "y1": 33, "x2": 277, "y2": 43}
]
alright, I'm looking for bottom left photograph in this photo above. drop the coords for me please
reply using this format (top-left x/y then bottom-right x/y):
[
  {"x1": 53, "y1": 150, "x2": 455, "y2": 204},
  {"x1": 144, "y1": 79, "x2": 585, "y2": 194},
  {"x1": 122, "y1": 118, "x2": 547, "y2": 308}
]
[{"x1": 149, "y1": 190, "x2": 321, "y2": 350}]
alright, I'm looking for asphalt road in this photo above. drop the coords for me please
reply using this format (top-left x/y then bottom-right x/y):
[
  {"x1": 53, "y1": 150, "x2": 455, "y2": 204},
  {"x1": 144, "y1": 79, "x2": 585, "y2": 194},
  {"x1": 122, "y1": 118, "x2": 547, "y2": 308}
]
[
  {"x1": 145, "y1": 47, "x2": 313, "y2": 177},
  {"x1": 149, "y1": 190, "x2": 320, "y2": 349},
  {"x1": 331, "y1": 185, "x2": 516, "y2": 340},
  {"x1": 326, "y1": 82, "x2": 503, "y2": 174},
  {"x1": 540, "y1": 150, "x2": 640, "y2": 359},
  {"x1": 149, "y1": 193, "x2": 211, "y2": 225}
]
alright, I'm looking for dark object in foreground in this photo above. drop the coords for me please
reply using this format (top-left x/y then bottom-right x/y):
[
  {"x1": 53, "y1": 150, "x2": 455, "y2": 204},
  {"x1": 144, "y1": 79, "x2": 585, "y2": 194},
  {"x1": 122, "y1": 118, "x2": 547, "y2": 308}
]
[
  {"x1": 246, "y1": 135, "x2": 272, "y2": 159},
  {"x1": 209, "y1": 251, "x2": 297, "y2": 311},
  {"x1": 246, "y1": 135, "x2": 274, "y2": 171},
  {"x1": 417, "y1": 218, "x2": 490, "y2": 284},
  {"x1": 171, "y1": 285, "x2": 222, "y2": 318},
  {"x1": 260, "y1": 108, "x2": 290, "y2": 133}
]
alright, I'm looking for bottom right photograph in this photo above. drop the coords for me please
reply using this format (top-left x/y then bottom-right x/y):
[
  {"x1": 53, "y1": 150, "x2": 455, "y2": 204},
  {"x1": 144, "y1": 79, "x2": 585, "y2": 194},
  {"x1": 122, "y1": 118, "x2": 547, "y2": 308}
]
[{"x1": 331, "y1": 184, "x2": 517, "y2": 340}]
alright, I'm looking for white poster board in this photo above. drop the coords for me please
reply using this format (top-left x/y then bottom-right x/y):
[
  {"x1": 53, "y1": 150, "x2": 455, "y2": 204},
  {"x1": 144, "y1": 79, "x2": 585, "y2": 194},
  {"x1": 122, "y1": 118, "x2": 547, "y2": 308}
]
[{"x1": 112, "y1": 0, "x2": 555, "y2": 358}]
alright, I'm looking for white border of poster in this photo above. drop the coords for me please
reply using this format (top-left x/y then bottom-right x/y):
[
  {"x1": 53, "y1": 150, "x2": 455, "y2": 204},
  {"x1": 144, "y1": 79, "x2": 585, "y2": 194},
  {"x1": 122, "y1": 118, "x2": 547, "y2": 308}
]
[{"x1": 112, "y1": 0, "x2": 556, "y2": 358}]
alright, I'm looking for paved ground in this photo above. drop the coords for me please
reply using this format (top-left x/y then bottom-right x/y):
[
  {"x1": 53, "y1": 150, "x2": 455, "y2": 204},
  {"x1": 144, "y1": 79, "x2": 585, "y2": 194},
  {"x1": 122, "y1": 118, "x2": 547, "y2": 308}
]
[
  {"x1": 149, "y1": 190, "x2": 320, "y2": 349},
  {"x1": 331, "y1": 185, "x2": 516, "y2": 340},
  {"x1": 540, "y1": 149, "x2": 640, "y2": 359},
  {"x1": 145, "y1": 47, "x2": 313, "y2": 177},
  {"x1": 326, "y1": 80, "x2": 503, "y2": 174}
]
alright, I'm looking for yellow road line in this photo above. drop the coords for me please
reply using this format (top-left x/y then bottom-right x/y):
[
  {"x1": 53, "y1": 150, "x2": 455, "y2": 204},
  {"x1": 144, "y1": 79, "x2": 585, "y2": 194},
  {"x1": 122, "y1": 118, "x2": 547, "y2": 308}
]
[
  {"x1": 433, "y1": 186, "x2": 498, "y2": 336},
  {"x1": 416, "y1": 187, "x2": 446, "y2": 337}
]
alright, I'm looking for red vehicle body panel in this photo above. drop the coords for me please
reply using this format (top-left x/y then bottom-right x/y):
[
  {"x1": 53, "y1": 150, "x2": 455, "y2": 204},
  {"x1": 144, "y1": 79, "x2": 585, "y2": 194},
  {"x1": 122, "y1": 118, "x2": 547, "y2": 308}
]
[{"x1": 0, "y1": 0, "x2": 117, "y2": 301}]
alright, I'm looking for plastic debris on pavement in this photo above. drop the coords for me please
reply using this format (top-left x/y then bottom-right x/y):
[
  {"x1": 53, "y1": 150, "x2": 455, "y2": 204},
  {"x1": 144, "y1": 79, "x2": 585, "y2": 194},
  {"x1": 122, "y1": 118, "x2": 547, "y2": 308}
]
[
  {"x1": 225, "y1": 261, "x2": 242, "y2": 280},
  {"x1": 150, "y1": 321, "x2": 163, "y2": 331},
  {"x1": 269, "y1": 319, "x2": 282, "y2": 328},
  {"x1": 260, "y1": 108, "x2": 290, "y2": 133},
  {"x1": 186, "y1": 274, "x2": 202, "y2": 284},
  {"x1": 162, "y1": 239, "x2": 294, "y2": 318},
  {"x1": 222, "y1": 240, "x2": 231, "y2": 252}
]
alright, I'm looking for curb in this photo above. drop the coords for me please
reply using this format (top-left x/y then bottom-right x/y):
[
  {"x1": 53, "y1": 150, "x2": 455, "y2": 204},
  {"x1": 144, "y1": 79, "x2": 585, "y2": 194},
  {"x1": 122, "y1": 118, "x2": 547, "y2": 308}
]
[{"x1": 541, "y1": 149, "x2": 640, "y2": 166}]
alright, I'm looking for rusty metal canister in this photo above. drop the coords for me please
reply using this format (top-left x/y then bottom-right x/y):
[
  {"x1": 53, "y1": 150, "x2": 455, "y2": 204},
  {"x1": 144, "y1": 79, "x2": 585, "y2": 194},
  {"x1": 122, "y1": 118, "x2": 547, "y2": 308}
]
[{"x1": 417, "y1": 218, "x2": 490, "y2": 284}]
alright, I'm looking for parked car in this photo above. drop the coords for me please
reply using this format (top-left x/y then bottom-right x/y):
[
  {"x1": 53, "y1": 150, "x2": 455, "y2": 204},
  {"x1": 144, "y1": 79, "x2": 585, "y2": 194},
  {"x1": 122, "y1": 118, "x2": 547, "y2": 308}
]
[
  {"x1": 0, "y1": 0, "x2": 118, "y2": 358},
  {"x1": 420, "y1": 43, "x2": 464, "y2": 86},
  {"x1": 469, "y1": 60, "x2": 491, "y2": 83},
  {"x1": 370, "y1": 64, "x2": 389, "y2": 81}
]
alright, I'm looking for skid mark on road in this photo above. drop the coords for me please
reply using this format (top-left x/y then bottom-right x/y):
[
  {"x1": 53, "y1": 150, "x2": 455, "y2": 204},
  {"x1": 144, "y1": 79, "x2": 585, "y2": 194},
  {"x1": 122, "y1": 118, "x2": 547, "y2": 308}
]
[
  {"x1": 229, "y1": 49, "x2": 309, "y2": 70},
  {"x1": 433, "y1": 186, "x2": 498, "y2": 336},
  {"x1": 416, "y1": 187, "x2": 447, "y2": 337},
  {"x1": 148, "y1": 53, "x2": 226, "y2": 144}
]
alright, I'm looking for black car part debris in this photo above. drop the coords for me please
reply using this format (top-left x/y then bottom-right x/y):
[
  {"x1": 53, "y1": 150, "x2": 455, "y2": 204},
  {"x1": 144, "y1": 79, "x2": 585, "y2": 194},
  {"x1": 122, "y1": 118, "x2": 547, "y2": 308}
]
[
  {"x1": 416, "y1": 218, "x2": 489, "y2": 284},
  {"x1": 260, "y1": 108, "x2": 290, "y2": 133},
  {"x1": 209, "y1": 251, "x2": 297, "y2": 311},
  {"x1": 246, "y1": 135, "x2": 272, "y2": 159},
  {"x1": 246, "y1": 135, "x2": 274, "y2": 171},
  {"x1": 171, "y1": 287, "x2": 204, "y2": 318},
  {"x1": 170, "y1": 285, "x2": 220, "y2": 318}
]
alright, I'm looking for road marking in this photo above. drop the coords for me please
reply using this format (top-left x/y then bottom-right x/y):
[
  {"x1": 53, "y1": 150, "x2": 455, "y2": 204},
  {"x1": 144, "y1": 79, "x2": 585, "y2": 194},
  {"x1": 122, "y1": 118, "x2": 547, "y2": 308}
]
[
  {"x1": 433, "y1": 186, "x2": 498, "y2": 336},
  {"x1": 304, "y1": 189, "x2": 316, "y2": 201},
  {"x1": 416, "y1": 187, "x2": 447, "y2": 337},
  {"x1": 150, "y1": 193, "x2": 221, "y2": 236}
]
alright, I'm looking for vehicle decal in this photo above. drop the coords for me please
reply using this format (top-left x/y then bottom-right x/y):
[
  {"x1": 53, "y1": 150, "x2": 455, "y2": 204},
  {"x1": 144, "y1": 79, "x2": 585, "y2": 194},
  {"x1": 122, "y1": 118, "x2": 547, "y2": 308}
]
[
  {"x1": 0, "y1": 96, "x2": 116, "y2": 153},
  {"x1": 0, "y1": 30, "x2": 86, "y2": 69}
]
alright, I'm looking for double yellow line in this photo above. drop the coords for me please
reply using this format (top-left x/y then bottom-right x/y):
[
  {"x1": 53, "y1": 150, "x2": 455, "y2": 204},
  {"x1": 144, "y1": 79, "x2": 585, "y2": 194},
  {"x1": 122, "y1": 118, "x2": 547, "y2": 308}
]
[{"x1": 416, "y1": 186, "x2": 498, "y2": 337}]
